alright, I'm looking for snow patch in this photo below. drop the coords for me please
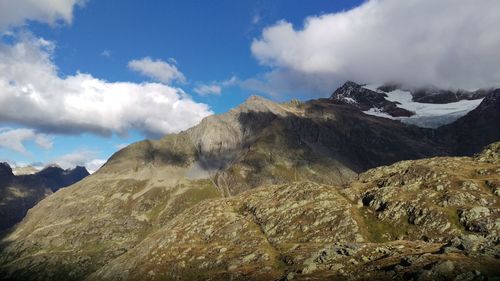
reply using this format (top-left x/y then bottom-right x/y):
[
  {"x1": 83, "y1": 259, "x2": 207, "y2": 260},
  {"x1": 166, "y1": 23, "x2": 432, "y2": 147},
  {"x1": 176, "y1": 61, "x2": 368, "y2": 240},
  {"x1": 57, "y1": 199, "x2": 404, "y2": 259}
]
[
  {"x1": 362, "y1": 88, "x2": 483, "y2": 128},
  {"x1": 341, "y1": 97, "x2": 357, "y2": 104}
]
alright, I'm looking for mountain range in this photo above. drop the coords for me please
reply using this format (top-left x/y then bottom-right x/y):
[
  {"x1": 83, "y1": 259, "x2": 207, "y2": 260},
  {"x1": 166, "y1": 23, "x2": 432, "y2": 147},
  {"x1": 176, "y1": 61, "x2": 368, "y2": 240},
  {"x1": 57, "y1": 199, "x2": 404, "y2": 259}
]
[
  {"x1": 0, "y1": 81, "x2": 499, "y2": 281},
  {"x1": 0, "y1": 163, "x2": 89, "y2": 232}
]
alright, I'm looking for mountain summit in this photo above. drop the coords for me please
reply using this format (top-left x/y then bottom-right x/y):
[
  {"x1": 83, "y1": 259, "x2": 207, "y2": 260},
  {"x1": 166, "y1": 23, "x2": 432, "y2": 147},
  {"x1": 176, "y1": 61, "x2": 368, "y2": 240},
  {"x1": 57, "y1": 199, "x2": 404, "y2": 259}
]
[{"x1": 330, "y1": 81, "x2": 414, "y2": 117}]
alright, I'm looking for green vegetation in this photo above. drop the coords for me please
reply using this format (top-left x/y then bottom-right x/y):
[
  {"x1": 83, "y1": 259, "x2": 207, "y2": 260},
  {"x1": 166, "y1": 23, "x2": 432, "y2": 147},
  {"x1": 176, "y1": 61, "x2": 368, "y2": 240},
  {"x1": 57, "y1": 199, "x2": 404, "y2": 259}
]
[{"x1": 358, "y1": 207, "x2": 411, "y2": 243}]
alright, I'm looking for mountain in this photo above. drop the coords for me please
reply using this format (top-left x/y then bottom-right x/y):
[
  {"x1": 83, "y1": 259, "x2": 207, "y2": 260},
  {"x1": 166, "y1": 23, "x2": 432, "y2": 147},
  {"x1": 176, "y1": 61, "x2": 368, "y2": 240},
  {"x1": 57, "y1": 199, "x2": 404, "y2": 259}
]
[
  {"x1": 0, "y1": 164, "x2": 89, "y2": 232},
  {"x1": 0, "y1": 85, "x2": 498, "y2": 281},
  {"x1": 331, "y1": 81, "x2": 487, "y2": 128},
  {"x1": 409, "y1": 86, "x2": 491, "y2": 104},
  {"x1": 330, "y1": 81, "x2": 414, "y2": 117},
  {"x1": 11, "y1": 166, "x2": 39, "y2": 176},
  {"x1": 437, "y1": 89, "x2": 500, "y2": 155}
]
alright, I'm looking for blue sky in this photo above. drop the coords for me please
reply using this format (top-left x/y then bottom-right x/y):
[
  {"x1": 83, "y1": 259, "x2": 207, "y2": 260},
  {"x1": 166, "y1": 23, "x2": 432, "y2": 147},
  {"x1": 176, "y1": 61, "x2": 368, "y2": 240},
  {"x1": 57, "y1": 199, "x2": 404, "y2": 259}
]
[
  {"x1": 0, "y1": 0, "x2": 363, "y2": 171},
  {"x1": 0, "y1": 0, "x2": 498, "y2": 172},
  {"x1": 28, "y1": 0, "x2": 363, "y2": 112}
]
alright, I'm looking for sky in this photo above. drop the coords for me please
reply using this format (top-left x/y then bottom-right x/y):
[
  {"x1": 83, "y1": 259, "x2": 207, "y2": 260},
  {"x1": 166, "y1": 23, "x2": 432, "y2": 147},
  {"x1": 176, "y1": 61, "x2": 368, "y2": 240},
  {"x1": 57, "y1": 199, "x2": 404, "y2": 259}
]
[{"x1": 0, "y1": 0, "x2": 499, "y2": 172}]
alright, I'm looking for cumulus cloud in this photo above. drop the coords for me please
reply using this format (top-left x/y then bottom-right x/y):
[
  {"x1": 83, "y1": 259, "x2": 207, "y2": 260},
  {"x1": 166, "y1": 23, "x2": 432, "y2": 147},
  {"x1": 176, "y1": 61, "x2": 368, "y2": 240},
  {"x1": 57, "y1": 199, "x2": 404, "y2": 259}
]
[
  {"x1": 128, "y1": 57, "x2": 186, "y2": 84},
  {"x1": 251, "y1": 0, "x2": 500, "y2": 92},
  {"x1": 0, "y1": 127, "x2": 52, "y2": 154},
  {"x1": 0, "y1": 0, "x2": 85, "y2": 32},
  {"x1": 51, "y1": 149, "x2": 105, "y2": 173},
  {"x1": 0, "y1": 33, "x2": 213, "y2": 137}
]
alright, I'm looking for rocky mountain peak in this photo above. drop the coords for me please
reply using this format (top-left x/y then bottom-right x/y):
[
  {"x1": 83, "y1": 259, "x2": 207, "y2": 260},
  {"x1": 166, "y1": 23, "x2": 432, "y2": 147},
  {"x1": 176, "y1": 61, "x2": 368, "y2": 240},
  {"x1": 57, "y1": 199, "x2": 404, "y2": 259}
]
[
  {"x1": 236, "y1": 95, "x2": 289, "y2": 116},
  {"x1": 181, "y1": 95, "x2": 291, "y2": 172},
  {"x1": 0, "y1": 162, "x2": 13, "y2": 179},
  {"x1": 410, "y1": 86, "x2": 491, "y2": 104},
  {"x1": 330, "y1": 81, "x2": 366, "y2": 100},
  {"x1": 330, "y1": 81, "x2": 414, "y2": 117},
  {"x1": 70, "y1": 165, "x2": 90, "y2": 175},
  {"x1": 476, "y1": 88, "x2": 500, "y2": 110}
]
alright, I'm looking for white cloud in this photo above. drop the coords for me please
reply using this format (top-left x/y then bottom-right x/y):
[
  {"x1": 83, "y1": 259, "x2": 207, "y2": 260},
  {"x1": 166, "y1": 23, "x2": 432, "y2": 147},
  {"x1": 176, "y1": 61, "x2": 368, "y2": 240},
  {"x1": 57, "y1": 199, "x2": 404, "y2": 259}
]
[
  {"x1": 100, "y1": 49, "x2": 111, "y2": 57},
  {"x1": 252, "y1": 0, "x2": 500, "y2": 92},
  {"x1": 0, "y1": 127, "x2": 52, "y2": 154},
  {"x1": 194, "y1": 76, "x2": 238, "y2": 96},
  {"x1": 0, "y1": 33, "x2": 213, "y2": 138},
  {"x1": 194, "y1": 84, "x2": 222, "y2": 96},
  {"x1": 51, "y1": 149, "x2": 105, "y2": 173},
  {"x1": 242, "y1": 69, "x2": 339, "y2": 99},
  {"x1": 0, "y1": 0, "x2": 85, "y2": 32},
  {"x1": 252, "y1": 13, "x2": 261, "y2": 25},
  {"x1": 128, "y1": 57, "x2": 186, "y2": 84}
]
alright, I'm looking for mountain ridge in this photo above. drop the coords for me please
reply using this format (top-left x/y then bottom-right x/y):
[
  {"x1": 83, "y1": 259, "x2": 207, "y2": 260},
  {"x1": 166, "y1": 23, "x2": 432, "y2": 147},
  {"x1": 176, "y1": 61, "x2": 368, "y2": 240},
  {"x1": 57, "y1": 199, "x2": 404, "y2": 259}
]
[{"x1": 0, "y1": 163, "x2": 89, "y2": 231}]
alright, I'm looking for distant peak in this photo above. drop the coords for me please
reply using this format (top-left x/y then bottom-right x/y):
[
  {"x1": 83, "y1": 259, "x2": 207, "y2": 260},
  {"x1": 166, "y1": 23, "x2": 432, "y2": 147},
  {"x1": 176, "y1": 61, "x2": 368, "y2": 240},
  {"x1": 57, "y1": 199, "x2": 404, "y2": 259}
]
[
  {"x1": 0, "y1": 162, "x2": 13, "y2": 177},
  {"x1": 237, "y1": 95, "x2": 286, "y2": 115},
  {"x1": 330, "y1": 81, "x2": 373, "y2": 99},
  {"x1": 483, "y1": 88, "x2": 500, "y2": 103},
  {"x1": 243, "y1": 95, "x2": 271, "y2": 105},
  {"x1": 42, "y1": 163, "x2": 62, "y2": 170},
  {"x1": 342, "y1": 81, "x2": 362, "y2": 88},
  {"x1": 69, "y1": 166, "x2": 90, "y2": 175}
]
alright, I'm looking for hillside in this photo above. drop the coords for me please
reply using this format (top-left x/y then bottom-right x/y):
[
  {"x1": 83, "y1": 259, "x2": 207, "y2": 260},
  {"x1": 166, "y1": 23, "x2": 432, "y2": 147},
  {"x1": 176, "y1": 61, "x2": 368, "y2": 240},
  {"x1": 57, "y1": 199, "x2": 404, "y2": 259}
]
[
  {"x1": 1, "y1": 142, "x2": 498, "y2": 280},
  {"x1": 88, "y1": 143, "x2": 500, "y2": 281}
]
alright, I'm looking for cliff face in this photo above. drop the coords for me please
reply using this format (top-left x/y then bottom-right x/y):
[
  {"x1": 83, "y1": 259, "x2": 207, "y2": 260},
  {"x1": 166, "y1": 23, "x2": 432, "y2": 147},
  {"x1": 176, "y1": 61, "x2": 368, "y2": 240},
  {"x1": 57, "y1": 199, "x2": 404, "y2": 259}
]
[{"x1": 0, "y1": 164, "x2": 89, "y2": 231}]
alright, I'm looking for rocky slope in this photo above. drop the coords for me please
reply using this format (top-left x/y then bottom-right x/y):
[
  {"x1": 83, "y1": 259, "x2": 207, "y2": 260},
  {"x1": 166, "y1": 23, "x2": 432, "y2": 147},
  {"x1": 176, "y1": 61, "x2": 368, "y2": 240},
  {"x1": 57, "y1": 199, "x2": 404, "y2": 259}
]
[
  {"x1": 86, "y1": 143, "x2": 500, "y2": 281},
  {"x1": 0, "y1": 164, "x2": 89, "y2": 231}
]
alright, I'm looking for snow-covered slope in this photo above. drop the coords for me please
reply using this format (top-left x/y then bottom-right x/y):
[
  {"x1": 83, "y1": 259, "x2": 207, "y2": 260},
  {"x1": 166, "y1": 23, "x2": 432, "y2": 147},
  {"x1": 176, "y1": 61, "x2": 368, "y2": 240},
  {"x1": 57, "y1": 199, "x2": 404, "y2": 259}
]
[{"x1": 362, "y1": 86, "x2": 483, "y2": 128}]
